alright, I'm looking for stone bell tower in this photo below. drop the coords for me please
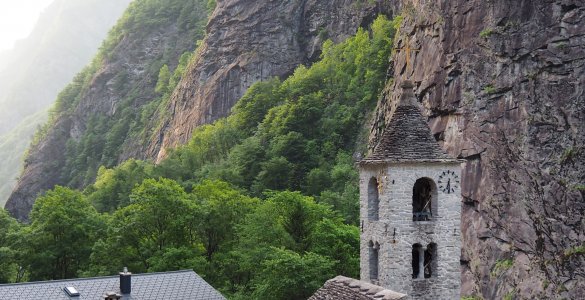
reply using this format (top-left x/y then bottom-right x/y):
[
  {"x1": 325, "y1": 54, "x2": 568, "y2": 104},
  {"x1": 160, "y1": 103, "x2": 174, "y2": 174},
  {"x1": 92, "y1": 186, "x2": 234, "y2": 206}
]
[{"x1": 358, "y1": 81, "x2": 463, "y2": 299}]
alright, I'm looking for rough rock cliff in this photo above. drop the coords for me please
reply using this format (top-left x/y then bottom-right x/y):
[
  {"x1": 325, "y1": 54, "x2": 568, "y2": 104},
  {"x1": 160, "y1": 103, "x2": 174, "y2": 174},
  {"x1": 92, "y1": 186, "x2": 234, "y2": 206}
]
[
  {"x1": 151, "y1": 0, "x2": 393, "y2": 161},
  {"x1": 372, "y1": 0, "x2": 584, "y2": 298}
]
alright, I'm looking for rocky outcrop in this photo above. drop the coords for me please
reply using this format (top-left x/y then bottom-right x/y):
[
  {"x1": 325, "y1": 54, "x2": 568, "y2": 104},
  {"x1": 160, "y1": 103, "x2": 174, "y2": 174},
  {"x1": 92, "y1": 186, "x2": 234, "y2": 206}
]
[
  {"x1": 151, "y1": 0, "x2": 394, "y2": 161},
  {"x1": 372, "y1": 1, "x2": 584, "y2": 298}
]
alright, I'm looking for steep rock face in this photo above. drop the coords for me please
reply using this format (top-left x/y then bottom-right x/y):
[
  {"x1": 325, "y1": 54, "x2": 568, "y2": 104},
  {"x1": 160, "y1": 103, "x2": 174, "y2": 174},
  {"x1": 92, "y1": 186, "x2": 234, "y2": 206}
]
[
  {"x1": 372, "y1": 0, "x2": 584, "y2": 298},
  {"x1": 151, "y1": 0, "x2": 394, "y2": 161}
]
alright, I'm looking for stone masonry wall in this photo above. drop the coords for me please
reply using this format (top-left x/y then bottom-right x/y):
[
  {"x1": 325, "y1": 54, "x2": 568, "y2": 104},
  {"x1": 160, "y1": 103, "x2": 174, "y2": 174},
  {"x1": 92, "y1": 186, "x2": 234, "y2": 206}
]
[{"x1": 360, "y1": 162, "x2": 462, "y2": 300}]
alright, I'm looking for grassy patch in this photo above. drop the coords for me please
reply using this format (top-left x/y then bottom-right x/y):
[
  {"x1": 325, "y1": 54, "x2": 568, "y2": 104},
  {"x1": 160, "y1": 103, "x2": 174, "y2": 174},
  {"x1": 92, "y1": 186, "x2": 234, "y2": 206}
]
[
  {"x1": 491, "y1": 258, "x2": 513, "y2": 277},
  {"x1": 480, "y1": 28, "x2": 495, "y2": 38},
  {"x1": 560, "y1": 147, "x2": 577, "y2": 163},
  {"x1": 483, "y1": 85, "x2": 496, "y2": 94},
  {"x1": 564, "y1": 244, "x2": 585, "y2": 257},
  {"x1": 503, "y1": 289, "x2": 516, "y2": 300}
]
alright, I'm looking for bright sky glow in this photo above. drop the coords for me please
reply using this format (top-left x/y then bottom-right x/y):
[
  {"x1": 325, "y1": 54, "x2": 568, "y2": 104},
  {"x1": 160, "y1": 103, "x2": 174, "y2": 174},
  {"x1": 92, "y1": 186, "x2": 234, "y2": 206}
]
[{"x1": 0, "y1": 0, "x2": 54, "y2": 51}]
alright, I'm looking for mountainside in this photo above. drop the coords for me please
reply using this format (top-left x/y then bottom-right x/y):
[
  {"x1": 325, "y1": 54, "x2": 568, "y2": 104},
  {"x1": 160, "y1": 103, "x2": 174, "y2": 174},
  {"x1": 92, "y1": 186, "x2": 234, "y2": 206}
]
[
  {"x1": 0, "y1": 0, "x2": 131, "y2": 207},
  {"x1": 371, "y1": 1, "x2": 584, "y2": 299},
  {"x1": 5, "y1": 0, "x2": 584, "y2": 298},
  {"x1": 5, "y1": 0, "x2": 210, "y2": 218},
  {"x1": 7, "y1": 0, "x2": 393, "y2": 219}
]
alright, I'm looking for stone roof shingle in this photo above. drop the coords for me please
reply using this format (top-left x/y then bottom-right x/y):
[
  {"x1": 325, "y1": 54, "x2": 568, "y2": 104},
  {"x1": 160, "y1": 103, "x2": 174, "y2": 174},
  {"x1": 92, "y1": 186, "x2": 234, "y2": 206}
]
[
  {"x1": 309, "y1": 276, "x2": 407, "y2": 300},
  {"x1": 0, "y1": 270, "x2": 225, "y2": 300},
  {"x1": 362, "y1": 81, "x2": 456, "y2": 163}
]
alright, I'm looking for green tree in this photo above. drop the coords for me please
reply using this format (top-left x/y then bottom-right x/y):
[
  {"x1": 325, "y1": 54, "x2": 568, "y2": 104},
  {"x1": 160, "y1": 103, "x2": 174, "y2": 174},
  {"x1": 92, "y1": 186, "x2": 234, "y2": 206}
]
[
  {"x1": 87, "y1": 159, "x2": 154, "y2": 212},
  {"x1": 192, "y1": 180, "x2": 258, "y2": 261},
  {"x1": 88, "y1": 178, "x2": 195, "y2": 274},
  {"x1": 231, "y1": 78, "x2": 282, "y2": 135},
  {"x1": 226, "y1": 191, "x2": 338, "y2": 297},
  {"x1": 226, "y1": 136, "x2": 266, "y2": 188},
  {"x1": 251, "y1": 248, "x2": 335, "y2": 300},
  {"x1": 252, "y1": 156, "x2": 294, "y2": 193},
  {"x1": 147, "y1": 246, "x2": 206, "y2": 272},
  {"x1": 155, "y1": 64, "x2": 171, "y2": 94},
  {"x1": 21, "y1": 187, "x2": 103, "y2": 280},
  {"x1": 309, "y1": 219, "x2": 360, "y2": 278},
  {"x1": 0, "y1": 209, "x2": 20, "y2": 283},
  {"x1": 127, "y1": 178, "x2": 193, "y2": 251}
]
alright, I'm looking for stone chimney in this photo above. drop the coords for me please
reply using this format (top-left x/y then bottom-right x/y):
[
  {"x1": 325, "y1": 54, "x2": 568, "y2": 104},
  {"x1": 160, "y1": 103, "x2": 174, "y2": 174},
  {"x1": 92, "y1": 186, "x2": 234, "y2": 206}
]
[{"x1": 119, "y1": 267, "x2": 131, "y2": 294}]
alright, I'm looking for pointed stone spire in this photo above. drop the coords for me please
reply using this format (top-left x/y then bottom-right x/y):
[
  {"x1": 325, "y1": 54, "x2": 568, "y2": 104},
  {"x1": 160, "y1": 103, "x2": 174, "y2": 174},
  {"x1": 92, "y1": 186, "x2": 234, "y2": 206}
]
[
  {"x1": 397, "y1": 80, "x2": 417, "y2": 107},
  {"x1": 362, "y1": 81, "x2": 457, "y2": 163}
]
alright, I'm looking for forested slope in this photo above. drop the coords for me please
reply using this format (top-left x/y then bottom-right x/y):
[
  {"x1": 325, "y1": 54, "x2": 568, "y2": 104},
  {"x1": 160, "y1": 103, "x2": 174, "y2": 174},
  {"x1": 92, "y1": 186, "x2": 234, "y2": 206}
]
[{"x1": 0, "y1": 17, "x2": 399, "y2": 299}]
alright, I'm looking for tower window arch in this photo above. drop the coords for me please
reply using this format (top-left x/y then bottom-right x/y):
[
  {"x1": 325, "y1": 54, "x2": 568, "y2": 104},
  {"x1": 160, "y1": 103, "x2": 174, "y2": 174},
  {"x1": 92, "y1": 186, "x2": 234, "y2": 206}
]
[
  {"x1": 368, "y1": 241, "x2": 379, "y2": 281},
  {"x1": 368, "y1": 177, "x2": 380, "y2": 221},
  {"x1": 412, "y1": 177, "x2": 438, "y2": 221},
  {"x1": 412, "y1": 242, "x2": 438, "y2": 279}
]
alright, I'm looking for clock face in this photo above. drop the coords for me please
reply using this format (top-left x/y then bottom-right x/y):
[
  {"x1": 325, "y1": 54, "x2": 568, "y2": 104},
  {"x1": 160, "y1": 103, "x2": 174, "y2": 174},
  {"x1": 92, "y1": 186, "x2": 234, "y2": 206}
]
[{"x1": 438, "y1": 170, "x2": 459, "y2": 194}]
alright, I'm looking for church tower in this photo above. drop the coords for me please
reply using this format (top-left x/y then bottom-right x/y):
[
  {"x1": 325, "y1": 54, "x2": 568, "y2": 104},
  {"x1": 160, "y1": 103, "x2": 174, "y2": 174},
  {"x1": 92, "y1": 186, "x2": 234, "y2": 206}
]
[{"x1": 358, "y1": 81, "x2": 463, "y2": 299}]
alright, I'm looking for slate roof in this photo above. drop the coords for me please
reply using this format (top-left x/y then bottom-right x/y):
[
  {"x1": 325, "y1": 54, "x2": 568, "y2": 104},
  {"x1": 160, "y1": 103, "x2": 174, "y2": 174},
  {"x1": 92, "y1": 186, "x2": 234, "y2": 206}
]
[
  {"x1": 309, "y1": 276, "x2": 407, "y2": 300},
  {"x1": 0, "y1": 270, "x2": 225, "y2": 300},
  {"x1": 362, "y1": 81, "x2": 457, "y2": 164}
]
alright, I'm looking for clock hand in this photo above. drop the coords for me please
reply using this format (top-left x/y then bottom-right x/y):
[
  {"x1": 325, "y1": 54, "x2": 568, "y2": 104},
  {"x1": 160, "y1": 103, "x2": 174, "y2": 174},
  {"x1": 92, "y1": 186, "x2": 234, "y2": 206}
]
[{"x1": 446, "y1": 179, "x2": 451, "y2": 194}]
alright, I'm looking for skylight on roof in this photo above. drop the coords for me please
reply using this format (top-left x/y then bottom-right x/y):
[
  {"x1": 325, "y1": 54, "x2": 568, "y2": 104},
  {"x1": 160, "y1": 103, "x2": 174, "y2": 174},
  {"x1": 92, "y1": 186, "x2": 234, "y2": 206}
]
[{"x1": 64, "y1": 286, "x2": 80, "y2": 297}]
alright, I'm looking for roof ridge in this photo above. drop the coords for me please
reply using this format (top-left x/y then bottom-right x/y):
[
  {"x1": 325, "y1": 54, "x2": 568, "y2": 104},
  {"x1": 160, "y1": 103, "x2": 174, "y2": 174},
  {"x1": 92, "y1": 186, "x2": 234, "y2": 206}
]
[{"x1": 0, "y1": 269, "x2": 196, "y2": 287}]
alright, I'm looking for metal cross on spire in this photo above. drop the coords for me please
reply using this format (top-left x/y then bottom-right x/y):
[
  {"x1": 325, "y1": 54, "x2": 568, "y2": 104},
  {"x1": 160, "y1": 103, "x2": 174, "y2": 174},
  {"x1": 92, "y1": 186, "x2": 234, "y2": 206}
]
[{"x1": 394, "y1": 40, "x2": 420, "y2": 71}]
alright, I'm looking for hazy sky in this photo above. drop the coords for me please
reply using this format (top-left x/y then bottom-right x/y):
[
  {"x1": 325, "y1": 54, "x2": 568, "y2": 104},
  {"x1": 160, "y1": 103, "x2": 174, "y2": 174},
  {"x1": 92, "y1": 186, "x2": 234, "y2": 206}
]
[{"x1": 0, "y1": 0, "x2": 54, "y2": 51}]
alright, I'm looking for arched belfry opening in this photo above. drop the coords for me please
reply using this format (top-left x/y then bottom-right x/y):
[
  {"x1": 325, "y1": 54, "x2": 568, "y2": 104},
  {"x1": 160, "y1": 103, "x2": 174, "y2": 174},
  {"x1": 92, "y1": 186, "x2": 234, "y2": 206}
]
[
  {"x1": 412, "y1": 243, "x2": 438, "y2": 279},
  {"x1": 412, "y1": 178, "x2": 437, "y2": 221},
  {"x1": 368, "y1": 177, "x2": 379, "y2": 221},
  {"x1": 368, "y1": 240, "x2": 380, "y2": 281}
]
